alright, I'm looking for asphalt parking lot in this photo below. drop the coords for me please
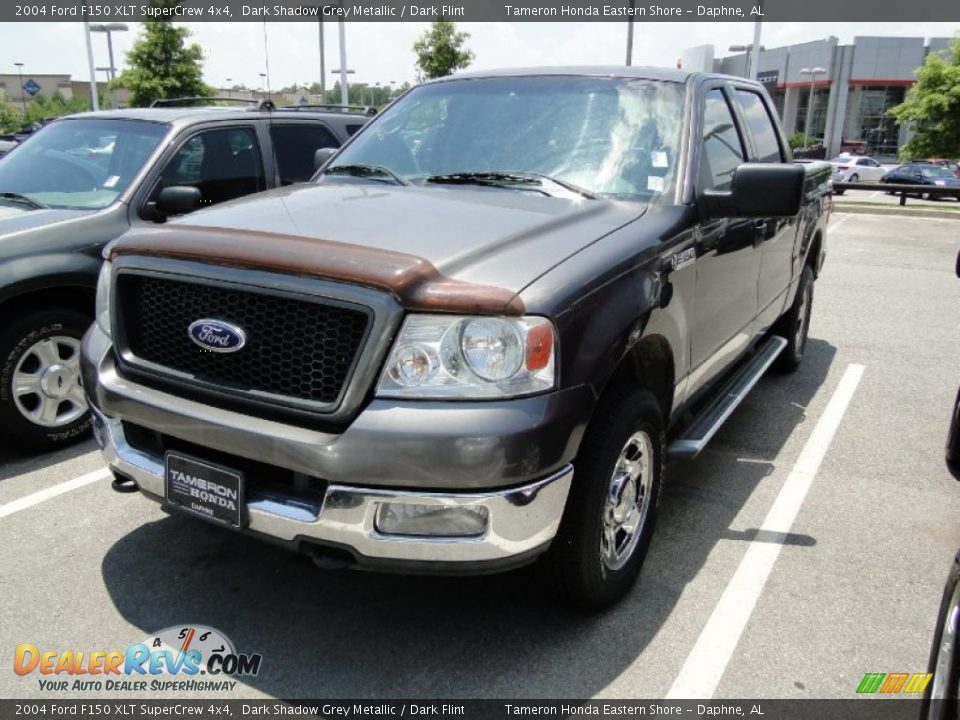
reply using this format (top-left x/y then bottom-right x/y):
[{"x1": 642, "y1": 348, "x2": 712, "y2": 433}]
[{"x1": 2, "y1": 212, "x2": 959, "y2": 701}]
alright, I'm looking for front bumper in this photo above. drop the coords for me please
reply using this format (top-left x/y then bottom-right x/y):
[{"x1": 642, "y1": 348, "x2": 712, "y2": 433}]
[
  {"x1": 82, "y1": 324, "x2": 580, "y2": 571},
  {"x1": 92, "y1": 407, "x2": 572, "y2": 570}
]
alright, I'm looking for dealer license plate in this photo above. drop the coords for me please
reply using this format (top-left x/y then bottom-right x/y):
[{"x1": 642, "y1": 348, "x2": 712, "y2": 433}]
[{"x1": 165, "y1": 452, "x2": 244, "y2": 528}]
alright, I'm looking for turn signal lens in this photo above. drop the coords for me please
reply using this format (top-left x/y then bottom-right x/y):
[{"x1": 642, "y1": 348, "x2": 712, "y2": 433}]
[{"x1": 525, "y1": 323, "x2": 554, "y2": 371}]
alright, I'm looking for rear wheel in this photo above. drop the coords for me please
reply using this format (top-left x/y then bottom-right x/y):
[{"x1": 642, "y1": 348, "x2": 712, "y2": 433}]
[
  {"x1": 542, "y1": 388, "x2": 664, "y2": 612},
  {"x1": 849, "y1": 173, "x2": 859, "y2": 182},
  {"x1": 773, "y1": 264, "x2": 815, "y2": 373},
  {"x1": 0, "y1": 309, "x2": 92, "y2": 451}
]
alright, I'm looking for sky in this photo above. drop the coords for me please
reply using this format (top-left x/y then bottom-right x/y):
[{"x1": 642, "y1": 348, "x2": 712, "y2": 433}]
[{"x1": 0, "y1": 21, "x2": 957, "y2": 90}]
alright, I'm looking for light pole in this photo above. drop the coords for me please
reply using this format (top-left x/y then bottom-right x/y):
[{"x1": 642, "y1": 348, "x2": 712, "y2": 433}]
[
  {"x1": 89, "y1": 23, "x2": 128, "y2": 81},
  {"x1": 319, "y1": 19, "x2": 325, "y2": 101},
  {"x1": 82, "y1": 22, "x2": 100, "y2": 112},
  {"x1": 259, "y1": 72, "x2": 267, "y2": 97},
  {"x1": 800, "y1": 66, "x2": 826, "y2": 143},
  {"x1": 337, "y1": 20, "x2": 348, "y2": 106},
  {"x1": 13, "y1": 62, "x2": 25, "y2": 113},
  {"x1": 225, "y1": 78, "x2": 232, "y2": 99},
  {"x1": 331, "y1": 68, "x2": 355, "y2": 105},
  {"x1": 729, "y1": 43, "x2": 764, "y2": 79},
  {"x1": 625, "y1": 0, "x2": 635, "y2": 65}
]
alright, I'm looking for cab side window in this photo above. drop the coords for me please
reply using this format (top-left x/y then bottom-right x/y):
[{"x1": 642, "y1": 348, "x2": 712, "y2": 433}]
[
  {"x1": 155, "y1": 126, "x2": 265, "y2": 208},
  {"x1": 270, "y1": 124, "x2": 340, "y2": 185},
  {"x1": 734, "y1": 89, "x2": 784, "y2": 163},
  {"x1": 700, "y1": 89, "x2": 746, "y2": 192}
]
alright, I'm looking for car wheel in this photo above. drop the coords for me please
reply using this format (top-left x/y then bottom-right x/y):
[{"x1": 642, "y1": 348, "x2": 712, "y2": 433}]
[
  {"x1": 0, "y1": 309, "x2": 93, "y2": 451},
  {"x1": 833, "y1": 188, "x2": 845, "y2": 196},
  {"x1": 849, "y1": 173, "x2": 859, "y2": 182},
  {"x1": 921, "y1": 552, "x2": 960, "y2": 719},
  {"x1": 542, "y1": 387, "x2": 663, "y2": 612},
  {"x1": 774, "y1": 265, "x2": 815, "y2": 373}
]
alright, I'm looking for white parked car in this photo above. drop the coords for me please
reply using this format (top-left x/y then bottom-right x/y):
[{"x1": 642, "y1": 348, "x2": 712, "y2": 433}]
[{"x1": 829, "y1": 155, "x2": 887, "y2": 183}]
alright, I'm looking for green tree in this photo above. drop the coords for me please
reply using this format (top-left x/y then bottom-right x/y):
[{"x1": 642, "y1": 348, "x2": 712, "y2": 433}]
[
  {"x1": 0, "y1": 100, "x2": 20, "y2": 133},
  {"x1": 413, "y1": 21, "x2": 474, "y2": 82},
  {"x1": 112, "y1": 20, "x2": 213, "y2": 107},
  {"x1": 22, "y1": 92, "x2": 89, "y2": 126},
  {"x1": 890, "y1": 37, "x2": 960, "y2": 160},
  {"x1": 788, "y1": 132, "x2": 815, "y2": 150}
]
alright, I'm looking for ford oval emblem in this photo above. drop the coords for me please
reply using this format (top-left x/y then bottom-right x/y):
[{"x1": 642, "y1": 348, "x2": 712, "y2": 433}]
[{"x1": 188, "y1": 319, "x2": 247, "y2": 353}]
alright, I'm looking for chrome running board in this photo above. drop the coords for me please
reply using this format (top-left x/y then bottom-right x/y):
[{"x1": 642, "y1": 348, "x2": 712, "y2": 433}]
[{"x1": 668, "y1": 335, "x2": 788, "y2": 460}]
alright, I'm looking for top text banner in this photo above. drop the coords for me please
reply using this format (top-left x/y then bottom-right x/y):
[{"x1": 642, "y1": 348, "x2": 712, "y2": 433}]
[{"x1": 7, "y1": 0, "x2": 960, "y2": 22}]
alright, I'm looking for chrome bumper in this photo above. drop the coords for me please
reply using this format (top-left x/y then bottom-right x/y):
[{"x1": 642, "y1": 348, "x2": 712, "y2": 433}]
[{"x1": 91, "y1": 406, "x2": 573, "y2": 568}]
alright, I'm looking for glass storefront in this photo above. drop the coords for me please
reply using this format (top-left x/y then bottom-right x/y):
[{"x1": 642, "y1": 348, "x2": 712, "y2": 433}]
[
  {"x1": 795, "y1": 87, "x2": 830, "y2": 140},
  {"x1": 844, "y1": 86, "x2": 906, "y2": 157}
]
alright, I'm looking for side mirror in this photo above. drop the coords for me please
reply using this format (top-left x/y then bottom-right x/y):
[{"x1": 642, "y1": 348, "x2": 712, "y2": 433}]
[
  {"x1": 156, "y1": 185, "x2": 202, "y2": 216},
  {"x1": 702, "y1": 163, "x2": 805, "y2": 218},
  {"x1": 314, "y1": 147, "x2": 337, "y2": 171}
]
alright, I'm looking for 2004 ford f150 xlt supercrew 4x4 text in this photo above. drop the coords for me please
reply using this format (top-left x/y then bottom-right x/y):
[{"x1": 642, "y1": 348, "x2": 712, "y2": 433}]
[{"x1": 81, "y1": 67, "x2": 831, "y2": 610}]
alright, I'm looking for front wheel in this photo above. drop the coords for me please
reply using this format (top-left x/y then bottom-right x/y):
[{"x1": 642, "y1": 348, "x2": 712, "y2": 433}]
[
  {"x1": 0, "y1": 309, "x2": 93, "y2": 451},
  {"x1": 542, "y1": 388, "x2": 664, "y2": 611}
]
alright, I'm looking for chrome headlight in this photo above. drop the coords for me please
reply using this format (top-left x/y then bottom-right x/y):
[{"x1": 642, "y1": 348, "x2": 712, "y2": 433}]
[
  {"x1": 376, "y1": 315, "x2": 556, "y2": 399},
  {"x1": 95, "y1": 261, "x2": 112, "y2": 336}
]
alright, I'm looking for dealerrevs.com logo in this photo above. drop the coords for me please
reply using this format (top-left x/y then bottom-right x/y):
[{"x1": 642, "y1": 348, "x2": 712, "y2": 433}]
[{"x1": 13, "y1": 625, "x2": 262, "y2": 693}]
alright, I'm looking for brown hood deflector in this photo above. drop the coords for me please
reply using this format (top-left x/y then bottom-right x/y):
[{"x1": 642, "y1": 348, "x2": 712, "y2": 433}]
[{"x1": 109, "y1": 225, "x2": 525, "y2": 316}]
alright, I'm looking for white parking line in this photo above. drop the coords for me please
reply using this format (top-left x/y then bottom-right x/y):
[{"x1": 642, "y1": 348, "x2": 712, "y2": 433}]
[
  {"x1": 666, "y1": 363, "x2": 865, "y2": 699},
  {"x1": 0, "y1": 467, "x2": 111, "y2": 520},
  {"x1": 828, "y1": 215, "x2": 851, "y2": 233}
]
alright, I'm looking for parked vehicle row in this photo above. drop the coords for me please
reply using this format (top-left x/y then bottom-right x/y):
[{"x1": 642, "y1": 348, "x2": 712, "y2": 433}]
[
  {"x1": 0, "y1": 102, "x2": 370, "y2": 449},
  {"x1": 828, "y1": 153, "x2": 960, "y2": 199},
  {"x1": 879, "y1": 163, "x2": 960, "y2": 200}
]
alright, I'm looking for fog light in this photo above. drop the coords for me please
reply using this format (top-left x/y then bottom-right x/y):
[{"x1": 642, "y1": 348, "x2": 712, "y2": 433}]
[{"x1": 375, "y1": 503, "x2": 489, "y2": 537}]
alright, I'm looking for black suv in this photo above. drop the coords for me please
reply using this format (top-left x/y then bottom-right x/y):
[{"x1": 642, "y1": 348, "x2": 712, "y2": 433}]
[{"x1": 0, "y1": 100, "x2": 368, "y2": 449}]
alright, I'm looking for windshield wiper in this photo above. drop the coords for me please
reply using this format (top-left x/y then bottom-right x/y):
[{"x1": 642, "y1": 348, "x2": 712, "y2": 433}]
[
  {"x1": 323, "y1": 164, "x2": 411, "y2": 186},
  {"x1": 0, "y1": 192, "x2": 48, "y2": 209},
  {"x1": 426, "y1": 171, "x2": 597, "y2": 200}
]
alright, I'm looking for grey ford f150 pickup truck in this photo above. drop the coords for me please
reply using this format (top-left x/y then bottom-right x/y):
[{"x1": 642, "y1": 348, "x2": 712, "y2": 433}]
[{"x1": 81, "y1": 67, "x2": 830, "y2": 610}]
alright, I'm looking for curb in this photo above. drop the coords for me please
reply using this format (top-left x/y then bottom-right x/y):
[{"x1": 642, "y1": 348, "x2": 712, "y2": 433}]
[{"x1": 831, "y1": 203, "x2": 960, "y2": 220}]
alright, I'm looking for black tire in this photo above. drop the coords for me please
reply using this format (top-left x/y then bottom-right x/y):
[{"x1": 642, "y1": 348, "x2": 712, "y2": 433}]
[
  {"x1": 833, "y1": 188, "x2": 845, "y2": 196},
  {"x1": 541, "y1": 388, "x2": 664, "y2": 612},
  {"x1": 773, "y1": 264, "x2": 815, "y2": 373},
  {"x1": 0, "y1": 309, "x2": 93, "y2": 451}
]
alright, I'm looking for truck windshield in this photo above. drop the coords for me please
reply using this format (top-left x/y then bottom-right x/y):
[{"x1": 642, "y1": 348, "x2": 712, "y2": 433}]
[
  {"x1": 0, "y1": 118, "x2": 169, "y2": 210},
  {"x1": 326, "y1": 75, "x2": 685, "y2": 203}
]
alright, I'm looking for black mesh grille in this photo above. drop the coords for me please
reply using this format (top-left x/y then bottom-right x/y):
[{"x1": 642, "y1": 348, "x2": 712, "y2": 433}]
[{"x1": 117, "y1": 274, "x2": 370, "y2": 407}]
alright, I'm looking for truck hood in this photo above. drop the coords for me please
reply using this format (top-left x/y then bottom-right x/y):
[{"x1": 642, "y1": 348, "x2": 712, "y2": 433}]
[
  {"x1": 0, "y1": 204, "x2": 95, "y2": 237},
  {"x1": 110, "y1": 182, "x2": 645, "y2": 315}
]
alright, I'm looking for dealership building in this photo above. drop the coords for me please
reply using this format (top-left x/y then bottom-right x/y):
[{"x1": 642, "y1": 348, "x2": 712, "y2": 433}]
[{"x1": 682, "y1": 36, "x2": 954, "y2": 159}]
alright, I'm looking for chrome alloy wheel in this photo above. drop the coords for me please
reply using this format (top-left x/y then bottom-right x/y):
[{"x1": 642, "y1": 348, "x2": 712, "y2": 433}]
[
  {"x1": 11, "y1": 336, "x2": 87, "y2": 428},
  {"x1": 601, "y1": 430, "x2": 654, "y2": 571}
]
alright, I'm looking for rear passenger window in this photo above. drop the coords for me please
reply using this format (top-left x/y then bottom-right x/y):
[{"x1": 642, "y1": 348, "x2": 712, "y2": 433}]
[
  {"x1": 346, "y1": 124, "x2": 364, "y2": 136},
  {"x1": 734, "y1": 90, "x2": 783, "y2": 163},
  {"x1": 155, "y1": 126, "x2": 265, "y2": 208},
  {"x1": 270, "y1": 124, "x2": 340, "y2": 185},
  {"x1": 700, "y1": 89, "x2": 745, "y2": 192}
]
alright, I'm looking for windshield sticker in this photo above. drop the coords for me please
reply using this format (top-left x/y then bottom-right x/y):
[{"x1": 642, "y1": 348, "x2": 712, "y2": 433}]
[
  {"x1": 647, "y1": 176, "x2": 665, "y2": 192},
  {"x1": 652, "y1": 151, "x2": 669, "y2": 168},
  {"x1": 103, "y1": 176, "x2": 120, "y2": 188}
]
